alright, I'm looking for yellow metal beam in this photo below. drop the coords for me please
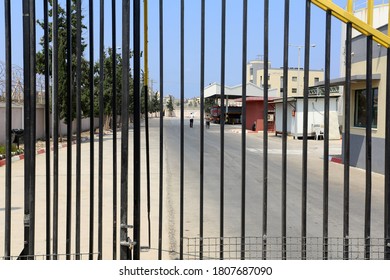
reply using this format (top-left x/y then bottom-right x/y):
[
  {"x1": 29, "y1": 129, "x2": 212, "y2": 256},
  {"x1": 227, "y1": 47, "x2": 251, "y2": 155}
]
[
  {"x1": 347, "y1": 0, "x2": 353, "y2": 13},
  {"x1": 367, "y1": 0, "x2": 374, "y2": 26},
  {"x1": 311, "y1": 0, "x2": 390, "y2": 48}
]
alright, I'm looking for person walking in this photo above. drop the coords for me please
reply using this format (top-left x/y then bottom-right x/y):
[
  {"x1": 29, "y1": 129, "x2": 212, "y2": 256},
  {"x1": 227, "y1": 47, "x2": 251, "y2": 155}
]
[{"x1": 190, "y1": 112, "x2": 194, "y2": 128}]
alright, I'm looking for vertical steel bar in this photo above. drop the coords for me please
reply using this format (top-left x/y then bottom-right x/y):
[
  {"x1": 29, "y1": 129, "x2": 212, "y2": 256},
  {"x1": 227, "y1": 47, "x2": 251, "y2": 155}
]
[
  {"x1": 220, "y1": 0, "x2": 226, "y2": 261},
  {"x1": 21, "y1": 0, "x2": 31, "y2": 259},
  {"x1": 385, "y1": 4, "x2": 390, "y2": 260},
  {"x1": 133, "y1": 0, "x2": 142, "y2": 260},
  {"x1": 199, "y1": 0, "x2": 205, "y2": 261},
  {"x1": 343, "y1": 22, "x2": 352, "y2": 260},
  {"x1": 75, "y1": 0, "x2": 82, "y2": 260},
  {"x1": 385, "y1": 47, "x2": 390, "y2": 260},
  {"x1": 120, "y1": 0, "x2": 130, "y2": 260},
  {"x1": 282, "y1": 0, "x2": 290, "y2": 260},
  {"x1": 241, "y1": 0, "x2": 248, "y2": 261},
  {"x1": 301, "y1": 0, "x2": 311, "y2": 260},
  {"x1": 158, "y1": 0, "x2": 164, "y2": 260},
  {"x1": 43, "y1": 0, "x2": 51, "y2": 260},
  {"x1": 52, "y1": 0, "x2": 59, "y2": 260},
  {"x1": 179, "y1": 0, "x2": 185, "y2": 260},
  {"x1": 112, "y1": 0, "x2": 118, "y2": 260},
  {"x1": 29, "y1": 0, "x2": 37, "y2": 259},
  {"x1": 262, "y1": 0, "x2": 269, "y2": 261},
  {"x1": 88, "y1": 0, "x2": 95, "y2": 260},
  {"x1": 364, "y1": 35, "x2": 373, "y2": 260},
  {"x1": 323, "y1": 9, "x2": 331, "y2": 261},
  {"x1": 4, "y1": 0, "x2": 12, "y2": 261},
  {"x1": 66, "y1": 0, "x2": 73, "y2": 260},
  {"x1": 98, "y1": 0, "x2": 105, "y2": 260},
  {"x1": 143, "y1": 0, "x2": 152, "y2": 250}
]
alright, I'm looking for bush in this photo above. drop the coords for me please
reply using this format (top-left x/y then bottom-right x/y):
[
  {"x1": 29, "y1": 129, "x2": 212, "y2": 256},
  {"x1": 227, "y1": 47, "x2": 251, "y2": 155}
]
[{"x1": 0, "y1": 144, "x2": 19, "y2": 155}]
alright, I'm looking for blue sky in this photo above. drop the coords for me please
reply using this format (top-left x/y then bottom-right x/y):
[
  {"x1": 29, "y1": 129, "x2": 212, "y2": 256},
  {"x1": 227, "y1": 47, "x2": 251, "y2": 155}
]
[{"x1": 0, "y1": 1, "x2": 383, "y2": 98}]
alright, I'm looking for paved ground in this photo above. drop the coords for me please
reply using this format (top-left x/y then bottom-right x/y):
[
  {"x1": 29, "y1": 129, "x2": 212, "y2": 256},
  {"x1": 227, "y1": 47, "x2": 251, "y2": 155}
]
[{"x1": 0, "y1": 116, "x2": 386, "y2": 260}]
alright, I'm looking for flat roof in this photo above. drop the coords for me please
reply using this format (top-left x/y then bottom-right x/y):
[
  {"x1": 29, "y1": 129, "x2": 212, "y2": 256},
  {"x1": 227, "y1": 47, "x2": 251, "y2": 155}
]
[
  {"x1": 270, "y1": 94, "x2": 340, "y2": 104},
  {"x1": 315, "y1": 74, "x2": 381, "y2": 87}
]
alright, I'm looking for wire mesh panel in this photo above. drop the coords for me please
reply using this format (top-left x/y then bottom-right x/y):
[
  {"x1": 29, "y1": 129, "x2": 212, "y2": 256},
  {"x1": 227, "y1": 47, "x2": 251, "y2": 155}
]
[{"x1": 184, "y1": 237, "x2": 386, "y2": 260}]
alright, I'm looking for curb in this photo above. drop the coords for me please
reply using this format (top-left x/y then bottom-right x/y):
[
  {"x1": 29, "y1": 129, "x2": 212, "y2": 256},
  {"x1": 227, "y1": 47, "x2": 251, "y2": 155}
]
[
  {"x1": 0, "y1": 138, "x2": 88, "y2": 168},
  {"x1": 329, "y1": 156, "x2": 342, "y2": 164}
]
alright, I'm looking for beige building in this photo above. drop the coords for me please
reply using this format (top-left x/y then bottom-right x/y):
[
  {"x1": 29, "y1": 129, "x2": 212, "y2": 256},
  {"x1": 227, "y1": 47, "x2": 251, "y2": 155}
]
[
  {"x1": 336, "y1": 4, "x2": 389, "y2": 174},
  {"x1": 247, "y1": 59, "x2": 324, "y2": 97}
]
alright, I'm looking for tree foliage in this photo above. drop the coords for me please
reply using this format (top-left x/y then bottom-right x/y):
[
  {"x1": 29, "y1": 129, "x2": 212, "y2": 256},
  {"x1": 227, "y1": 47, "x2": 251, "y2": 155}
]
[
  {"x1": 166, "y1": 95, "x2": 174, "y2": 113},
  {"x1": 36, "y1": 0, "x2": 89, "y2": 124}
]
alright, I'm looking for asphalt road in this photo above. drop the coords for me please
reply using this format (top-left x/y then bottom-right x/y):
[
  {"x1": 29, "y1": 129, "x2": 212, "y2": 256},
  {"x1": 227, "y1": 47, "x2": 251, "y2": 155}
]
[{"x1": 160, "y1": 117, "x2": 385, "y2": 259}]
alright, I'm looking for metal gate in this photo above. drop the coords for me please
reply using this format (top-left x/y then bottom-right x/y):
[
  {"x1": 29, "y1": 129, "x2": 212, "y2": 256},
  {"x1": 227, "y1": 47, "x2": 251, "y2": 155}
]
[{"x1": 1, "y1": 0, "x2": 390, "y2": 260}]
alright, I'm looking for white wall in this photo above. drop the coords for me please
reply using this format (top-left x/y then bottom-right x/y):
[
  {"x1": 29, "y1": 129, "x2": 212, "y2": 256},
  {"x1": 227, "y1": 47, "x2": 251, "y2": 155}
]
[
  {"x1": 274, "y1": 98, "x2": 340, "y2": 139},
  {"x1": 0, "y1": 102, "x2": 100, "y2": 144}
]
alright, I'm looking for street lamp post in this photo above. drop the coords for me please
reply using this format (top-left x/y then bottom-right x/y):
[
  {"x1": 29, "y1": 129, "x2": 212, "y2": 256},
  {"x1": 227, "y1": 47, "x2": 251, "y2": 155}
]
[{"x1": 289, "y1": 44, "x2": 316, "y2": 95}]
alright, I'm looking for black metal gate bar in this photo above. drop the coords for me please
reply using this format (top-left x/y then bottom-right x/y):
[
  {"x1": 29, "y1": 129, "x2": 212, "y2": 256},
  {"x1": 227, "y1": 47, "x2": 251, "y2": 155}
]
[
  {"x1": 112, "y1": 0, "x2": 118, "y2": 261},
  {"x1": 385, "y1": 47, "x2": 390, "y2": 260},
  {"x1": 88, "y1": 0, "x2": 95, "y2": 260},
  {"x1": 262, "y1": 0, "x2": 269, "y2": 261},
  {"x1": 364, "y1": 35, "x2": 373, "y2": 260},
  {"x1": 4, "y1": 0, "x2": 12, "y2": 261},
  {"x1": 65, "y1": 0, "x2": 72, "y2": 260},
  {"x1": 301, "y1": 0, "x2": 311, "y2": 260},
  {"x1": 240, "y1": 0, "x2": 248, "y2": 261},
  {"x1": 158, "y1": 0, "x2": 164, "y2": 261},
  {"x1": 282, "y1": 0, "x2": 290, "y2": 260},
  {"x1": 323, "y1": 9, "x2": 332, "y2": 261},
  {"x1": 52, "y1": 0, "x2": 59, "y2": 260},
  {"x1": 75, "y1": 0, "x2": 82, "y2": 260},
  {"x1": 143, "y1": 0, "x2": 152, "y2": 251},
  {"x1": 343, "y1": 22, "x2": 352, "y2": 260},
  {"x1": 98, "y1": 0, "x2": 105, "y2": 261},
  {"x1": 29, "y1": 0, "x2": 37, "y2": 259},
  {"x1": 199, "y1": 0, "x2": 205, "y2": 261},
  {"x1": 220, "y1": 0, "x2": 226, "y2": 261},
  {"x1": 133, "y1": 0, "x2": 141, "y2": 261},
  {"x1": 179, "y1": 0, "x2": 184, "y2": 261},
  {"x1": 120, "y1": 0, "x2": 130, "y2": 261},
  {"x1": 21, "y1": 0, "x2": 31, "y2": 260},
  {"x1": 43, "y1": 0, "x2": 51, "y2": 260}
]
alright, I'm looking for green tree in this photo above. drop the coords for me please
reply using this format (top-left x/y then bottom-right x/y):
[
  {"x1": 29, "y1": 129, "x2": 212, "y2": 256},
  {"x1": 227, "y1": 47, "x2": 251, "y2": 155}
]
[
  {"x1": 205, "y1": 97, "x2": 216, "y2": 114},
  {"x1": 36, "y1": 0, "x2": 89, "y2": 124},
  {"x1": 166, "y1": 95, "x2": 174, "y2": 116},
  {"x1": 93, "y1": 48, "x2": 134, "y2": 129},
  {"x1": 150, "y1": 92, "x2": 160, "y2": 116}
]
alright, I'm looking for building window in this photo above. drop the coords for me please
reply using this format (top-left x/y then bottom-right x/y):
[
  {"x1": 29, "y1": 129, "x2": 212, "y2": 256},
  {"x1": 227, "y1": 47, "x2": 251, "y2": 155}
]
[
  {"x1": 250, "y1": 67, "x2": 253, "y2": 75},
  {"x1": 314, "y1": 77, "x2": 319, "y2": 83},
  {"x1": 354, "y1": 88, "x2": 378, "y2": 128},
  {"x1": 292, "y1": 76, "x2": 297, "y2": 82},
  {"x1": 268, "y1": 75, "x2": 270, "y2": 80},
  {"x1": 292, "y1": 88, "x2": 297, "y2": 94},
  {"x1": 249, "y1": 79, "x2": 253, "y2": 83}
]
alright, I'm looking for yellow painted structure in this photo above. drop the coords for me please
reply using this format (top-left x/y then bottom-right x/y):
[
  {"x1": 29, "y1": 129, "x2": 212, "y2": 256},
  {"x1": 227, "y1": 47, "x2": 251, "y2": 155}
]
[{"x1": 311, "y1": 0, "x2": 390, "y2": 47}]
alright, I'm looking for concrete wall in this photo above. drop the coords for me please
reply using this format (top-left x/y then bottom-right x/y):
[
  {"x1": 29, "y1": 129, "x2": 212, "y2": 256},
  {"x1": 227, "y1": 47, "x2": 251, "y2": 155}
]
[
  {"x1": 342, "y1": 133, "x2": 385, "y2": 174},
  {"x1": 0, "y1": 102, "x2": 100, "y2": 144}
]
